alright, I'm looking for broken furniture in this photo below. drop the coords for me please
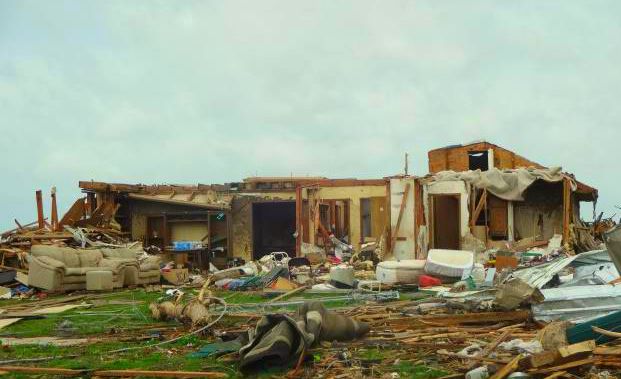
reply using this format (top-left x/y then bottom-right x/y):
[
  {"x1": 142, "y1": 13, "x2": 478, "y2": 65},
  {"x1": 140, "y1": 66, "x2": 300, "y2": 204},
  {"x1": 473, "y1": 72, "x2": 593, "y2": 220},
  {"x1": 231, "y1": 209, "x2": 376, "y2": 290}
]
[{"x1": 27, "y1": 246, "x2": 160, "y2": 291}]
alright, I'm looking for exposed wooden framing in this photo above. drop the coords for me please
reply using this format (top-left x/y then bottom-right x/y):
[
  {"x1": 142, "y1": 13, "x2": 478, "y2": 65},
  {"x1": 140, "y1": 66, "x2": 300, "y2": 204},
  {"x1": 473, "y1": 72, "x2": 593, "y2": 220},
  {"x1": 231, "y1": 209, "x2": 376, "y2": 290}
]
[
  {"x1": 50, "y1": 188, "x2": 58, "y2": 231},
  {"x1": 489, "y1": 354, "x2": 522, "y2": 379},
  {"x1": 295, "y1": 185, "x2": 303, "y2": 255},
  {"x1": 187, "y1": 191, "x2": 197, "y2": 201},
  {"x1": 127, "y1": 194, "x2": 229, "y2": 210},
  {"x1": 470, "y1": 189, "x2": 487, "y2": 227},
  {"x1": 93, "y1": 370, "x2": 227, "y2": 378},
  {"x1": 58, "y1": 198, "x2": 86, "y2": 229},
  {"x1": 35, "y1": 190, "x2": 44, "y2": 229},
  {"x1": 389, "y1": 183, "x2": 411, "y2": 256},
  {"x1": 466, "y1": 330, "x2": 511, "y2": 370},
  {"x1": 329, "y1": 200, "x2": 336, "y2": 232},
  {"x1": 0, "y1": 366, "x2": 84, "y2": 376},
  {"x1": 562, "y1": 177, "x2": 572, "y2": 245}
]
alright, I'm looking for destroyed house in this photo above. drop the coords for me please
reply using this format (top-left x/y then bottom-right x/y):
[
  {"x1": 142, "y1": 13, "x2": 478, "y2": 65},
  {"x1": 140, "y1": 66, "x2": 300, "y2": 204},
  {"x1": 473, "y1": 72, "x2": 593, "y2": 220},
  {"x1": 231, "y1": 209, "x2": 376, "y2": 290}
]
[
  {"x1": 412, "y1": 141, "x2": 598, "y2": 257},
  {"x1": 78, "y1": 177, "x2": 390, "y2": 266}
]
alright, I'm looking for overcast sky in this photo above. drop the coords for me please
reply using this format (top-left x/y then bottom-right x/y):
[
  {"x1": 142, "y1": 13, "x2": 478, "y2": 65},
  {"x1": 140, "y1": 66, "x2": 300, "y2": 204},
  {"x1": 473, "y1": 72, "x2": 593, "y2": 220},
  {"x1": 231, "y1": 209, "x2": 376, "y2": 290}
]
[{"x1": 1, "y1": 1, "x2": 620, "y2": 230}]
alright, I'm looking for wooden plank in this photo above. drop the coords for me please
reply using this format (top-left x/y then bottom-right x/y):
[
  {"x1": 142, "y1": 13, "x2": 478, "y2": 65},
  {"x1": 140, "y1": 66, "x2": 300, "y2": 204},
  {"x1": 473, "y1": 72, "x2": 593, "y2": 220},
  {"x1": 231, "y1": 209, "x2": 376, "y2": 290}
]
[
  {"x1": 558, "y1": 340, "x2": 595, "y2": 358},
  {"x1": 529, "y1": 358, "x2": 596, "y2": 375},
  {"x1": 35, "y1": 190, "x2": 45, "y2": 229},
  {"x1": 389, "y1": 183, "x2": 411, "y2": 255},
  {"x1": 0, "y1": 366, "x2": 83, "y2": 376},
  {"x1": 466, "y1": 330, "x2": 510, "y2": 370},
  {"x1": 51, "y1": 188, "x2": 59, "y2": 231},
  {"x1": 58, "y1": 198, "x2": 86, "y2": 229},
  {"x1": 490, "y1": 354, "x2": 522, "y2": 379},
  {"x1": 93, "y1": 370, "x2": 227, "y2": 378},
  {"x1": 470, "y1": 189, "x2": 487, "y2": 226}
]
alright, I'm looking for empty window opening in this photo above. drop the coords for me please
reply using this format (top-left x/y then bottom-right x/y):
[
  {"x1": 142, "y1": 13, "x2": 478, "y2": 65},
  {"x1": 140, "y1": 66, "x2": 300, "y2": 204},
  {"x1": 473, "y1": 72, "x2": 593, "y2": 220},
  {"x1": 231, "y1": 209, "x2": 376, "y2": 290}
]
[
  {"x1": 361, "y1": 198, "x2": 372, "y2": 239},
  {"x1": 468, "y1": 151, "x2": 489, "y2": 171}
]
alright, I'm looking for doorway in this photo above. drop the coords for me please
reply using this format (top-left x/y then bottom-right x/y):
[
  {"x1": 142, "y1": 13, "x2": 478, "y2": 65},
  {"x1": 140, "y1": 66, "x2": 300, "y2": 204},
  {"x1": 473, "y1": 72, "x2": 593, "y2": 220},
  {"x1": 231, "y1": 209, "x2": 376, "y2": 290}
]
[
  {"x1": 252, "y1": 202, "x2": 296, "y2": 260},
  {"x1": 431, "y1": 194, "x2": 461, "y2": 250}
]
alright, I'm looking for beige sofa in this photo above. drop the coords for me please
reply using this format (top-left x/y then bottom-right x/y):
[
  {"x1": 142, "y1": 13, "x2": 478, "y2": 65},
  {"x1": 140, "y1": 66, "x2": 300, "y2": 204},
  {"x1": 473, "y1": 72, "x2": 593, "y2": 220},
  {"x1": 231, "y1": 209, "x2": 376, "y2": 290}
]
[{"x1": 28, "y1": 245, "x2": 161, "y2": 291}]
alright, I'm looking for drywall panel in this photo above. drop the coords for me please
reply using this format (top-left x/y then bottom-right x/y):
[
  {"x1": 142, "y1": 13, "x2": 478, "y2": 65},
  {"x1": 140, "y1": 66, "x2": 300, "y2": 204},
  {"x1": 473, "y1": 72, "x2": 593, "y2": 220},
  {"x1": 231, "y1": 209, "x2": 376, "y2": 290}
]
[
  {"x1": 390, "y1": 178, "x2": 416, "y2": 260},
  {"x1": 170, "y1": 222, "x2": 209, "y2": 242}
]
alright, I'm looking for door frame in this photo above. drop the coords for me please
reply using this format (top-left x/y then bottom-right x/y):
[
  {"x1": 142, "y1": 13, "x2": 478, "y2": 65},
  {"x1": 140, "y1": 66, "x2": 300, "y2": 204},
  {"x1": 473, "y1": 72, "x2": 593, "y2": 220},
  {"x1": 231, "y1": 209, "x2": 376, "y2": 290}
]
[{"x1": 429, "y1": 193, "x2": 462, "y2": 250}]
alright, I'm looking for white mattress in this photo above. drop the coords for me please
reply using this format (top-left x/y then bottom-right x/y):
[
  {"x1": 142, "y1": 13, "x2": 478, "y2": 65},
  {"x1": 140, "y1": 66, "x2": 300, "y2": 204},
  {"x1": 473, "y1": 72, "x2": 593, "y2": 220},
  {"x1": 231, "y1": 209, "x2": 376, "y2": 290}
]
[{"x1": 424, "y1": 249, "x2": 474, "y2": 278}]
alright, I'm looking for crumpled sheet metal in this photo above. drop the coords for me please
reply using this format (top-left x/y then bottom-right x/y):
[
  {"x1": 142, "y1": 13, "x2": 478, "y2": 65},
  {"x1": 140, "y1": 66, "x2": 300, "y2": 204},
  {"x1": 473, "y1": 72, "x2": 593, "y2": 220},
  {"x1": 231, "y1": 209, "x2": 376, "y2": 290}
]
[
  {"x1": 511, "y1": 255, "x2": 578, "y2": 289},
  {"x1": 532, "y1": 285, "x2": 621, "y2": 323},
  {"x1": 604, "y1": 225, "x2": 621, "y2": 273}
]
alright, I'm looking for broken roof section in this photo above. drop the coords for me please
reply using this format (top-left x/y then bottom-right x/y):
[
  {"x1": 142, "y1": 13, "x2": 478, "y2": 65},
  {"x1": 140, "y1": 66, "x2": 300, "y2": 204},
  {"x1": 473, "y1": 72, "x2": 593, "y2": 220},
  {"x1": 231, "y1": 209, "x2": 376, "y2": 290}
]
[
  {"x1": 79, "y1": 181, "x2": 232, "y2": 210},
  {"x1": 426, "y1": 140, "x2": 597, "y2": 202}
]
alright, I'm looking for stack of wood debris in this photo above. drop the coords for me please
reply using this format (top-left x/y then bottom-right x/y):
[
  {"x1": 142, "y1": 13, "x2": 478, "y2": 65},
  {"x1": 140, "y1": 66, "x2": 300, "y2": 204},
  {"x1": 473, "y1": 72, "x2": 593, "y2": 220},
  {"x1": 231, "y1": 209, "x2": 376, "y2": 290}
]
[
  {"x1": 0, "y1": 189, "x2": 130, "y2": 290},
  {"x1": 307, "y1": 300, "x2": 621, "y2": 378}
]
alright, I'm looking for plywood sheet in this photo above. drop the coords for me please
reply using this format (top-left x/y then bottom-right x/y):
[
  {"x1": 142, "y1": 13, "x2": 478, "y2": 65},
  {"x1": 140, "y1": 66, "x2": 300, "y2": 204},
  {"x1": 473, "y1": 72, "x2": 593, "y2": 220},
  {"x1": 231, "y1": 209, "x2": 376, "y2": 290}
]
[{"x1": 170, "y1": 222, "x2": 209, "y2": 242}]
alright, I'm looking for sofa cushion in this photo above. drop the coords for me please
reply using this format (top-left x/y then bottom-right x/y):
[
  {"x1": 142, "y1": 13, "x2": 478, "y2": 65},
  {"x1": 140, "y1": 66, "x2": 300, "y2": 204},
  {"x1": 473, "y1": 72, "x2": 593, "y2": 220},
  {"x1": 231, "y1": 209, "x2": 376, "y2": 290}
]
[
  {"x1": 65, "y1": 266, "x2": 113, "y2": 276},
  {"x1": 35, "y1": 255, "x2": 66, "y2": 269},
  {"x1": 100, "y1": 248, "x2": 138, "y2": 260},
  {"x1": 78, "y1": 250, "x2": 103, "y2": 267},
  {"x1": 31, "y1": 246, "x2": 81, "y2": 267},
  {"x1": 99, "y1": 259, "x2": 130, "y2": 272}
]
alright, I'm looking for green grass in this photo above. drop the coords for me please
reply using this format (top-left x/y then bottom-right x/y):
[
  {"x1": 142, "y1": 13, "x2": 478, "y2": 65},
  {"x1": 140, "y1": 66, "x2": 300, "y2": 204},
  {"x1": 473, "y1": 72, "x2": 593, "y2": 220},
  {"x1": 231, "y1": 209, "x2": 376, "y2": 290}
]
[{"x1": 0, "y1": 288, "x2": 442, "y2": 378}]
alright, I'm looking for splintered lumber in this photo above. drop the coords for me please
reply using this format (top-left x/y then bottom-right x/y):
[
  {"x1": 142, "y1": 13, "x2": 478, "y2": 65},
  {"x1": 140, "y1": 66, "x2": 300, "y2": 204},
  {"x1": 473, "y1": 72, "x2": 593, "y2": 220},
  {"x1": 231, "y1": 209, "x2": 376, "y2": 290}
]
[
  {"x1": 595, "y1": 346, "x2": 621, "y2": 355},
  {"x1": 466, "y1": 330, "x2": 511, "y2": 370},
  {"x1": 489, "y1": 354, "x2": 522, "y2": 379},
  {"x1": 417, "y1": 311, "x2": 530, "y2": 325},
  {"x1": 93, "y1": 370, "x2": 227, "y2": 378},
  {"x1": 529, "y1": 358, "x2": 596, "y2": 375},
  {"x1": 268, "y1": 285, "x2": 309, "y2": 303},
  {"x1": 0, "y1": 366, "x2": 84, "y2": 376},
  {"x1": 558, "y1": 340, "x2": 596, "y2": 358},
  {"x1": 542, "y1": 372, "x2": 567, "y2": 379},
  {"x1": 524, "y1": 340, "x2": 595, "y2": 369}
]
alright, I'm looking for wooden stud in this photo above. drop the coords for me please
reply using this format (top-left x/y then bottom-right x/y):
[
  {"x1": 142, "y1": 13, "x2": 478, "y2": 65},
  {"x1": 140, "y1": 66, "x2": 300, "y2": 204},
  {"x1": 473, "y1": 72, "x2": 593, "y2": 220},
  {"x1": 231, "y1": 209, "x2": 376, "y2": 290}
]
[{"x1": 35, "y1": 190, "x2": 44, "y2": 229}]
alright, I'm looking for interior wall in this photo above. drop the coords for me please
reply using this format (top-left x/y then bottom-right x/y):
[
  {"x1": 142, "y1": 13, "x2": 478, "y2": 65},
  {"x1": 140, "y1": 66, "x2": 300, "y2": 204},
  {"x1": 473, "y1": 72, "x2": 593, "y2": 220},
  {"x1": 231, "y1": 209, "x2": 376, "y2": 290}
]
[
  {"x1": 128, "y1": 200, "x2": 212, "y2": 241},
  {"x1": 169, "y1": 222, "x2": 209, "y2": 242},
  {"x1": 513, "y1": 181, "x2": 564, "y2": 241},
  {"x1": 514, "y1": 205, "x2": 563, "y2": 241},
  {"x1": 231, "y1": 197, "x2": 253, "y2": 262}
]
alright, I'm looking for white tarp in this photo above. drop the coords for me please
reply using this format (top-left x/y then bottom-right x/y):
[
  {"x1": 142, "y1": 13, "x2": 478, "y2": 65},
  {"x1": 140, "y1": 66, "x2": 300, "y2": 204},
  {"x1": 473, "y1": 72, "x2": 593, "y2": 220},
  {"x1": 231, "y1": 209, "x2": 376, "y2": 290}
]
[{"x1": 432, "y1": 167, "x2": 574, "y2": 201}]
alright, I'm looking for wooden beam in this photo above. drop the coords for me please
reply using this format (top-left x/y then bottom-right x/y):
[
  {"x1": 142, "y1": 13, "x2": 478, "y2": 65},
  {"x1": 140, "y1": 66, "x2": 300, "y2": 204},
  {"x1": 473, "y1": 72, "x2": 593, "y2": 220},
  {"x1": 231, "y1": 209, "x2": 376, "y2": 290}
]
[
  {"x1": 93, "y1": 370, "x2": 226, "y2": 378},
  {"x1": 0, "y1": 366, "x2": 84, "y2": 376},
  {"x1": 562, "y1": 178, "x2": 572, "y2": 245},
  {"x1": 470, "y1": 189, "x2": 487, "y2": 226},
  {"x1": 466, "y1": 330, "x2": 511, "y2": 370},
  {"x1": 59, "y1": 198, "x2": 86, "y2": 229},
  {"x1": 490, "y1": 354, "x2": 522, "y2": 379},
  {"x1": 295, "y1": 185, "x2": 302, "y2": 255},
  {"x1": 50, "y1": 187, "x2": 59, "y2": 231},
  {"x1": 35, "y1": 190, "x2": 44, "y2": 229}
]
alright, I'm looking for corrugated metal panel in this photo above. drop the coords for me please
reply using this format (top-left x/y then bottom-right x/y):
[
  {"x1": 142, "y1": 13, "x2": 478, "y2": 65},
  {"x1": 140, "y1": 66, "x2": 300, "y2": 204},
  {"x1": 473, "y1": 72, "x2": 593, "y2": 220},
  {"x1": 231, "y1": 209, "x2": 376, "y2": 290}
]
[{"x1": 532, "y1": 285, "x2": 621, "y2": 323}]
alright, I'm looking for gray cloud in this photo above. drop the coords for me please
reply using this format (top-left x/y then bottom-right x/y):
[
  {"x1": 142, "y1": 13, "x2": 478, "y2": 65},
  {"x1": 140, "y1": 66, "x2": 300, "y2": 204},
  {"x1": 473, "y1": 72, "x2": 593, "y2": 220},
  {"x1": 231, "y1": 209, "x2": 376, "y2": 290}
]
[{"x1": 1, "y1": 0, "x2": 620, "y2": 229}]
